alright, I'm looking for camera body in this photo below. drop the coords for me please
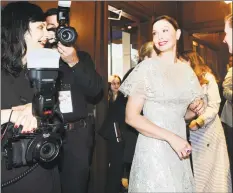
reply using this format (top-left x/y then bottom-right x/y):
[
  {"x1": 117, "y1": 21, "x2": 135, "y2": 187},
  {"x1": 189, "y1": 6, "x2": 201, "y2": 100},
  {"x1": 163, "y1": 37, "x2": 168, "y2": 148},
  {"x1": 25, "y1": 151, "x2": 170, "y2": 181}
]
[
  {"x1": 2, "y1": 49, "x2": 65, "y2": 170},
  {"x1": 3, "y1": 122, "x2": 63, "y2": 169},
  {"x1": 56, "y1": 1, "x2": 77, "y2": 47}
]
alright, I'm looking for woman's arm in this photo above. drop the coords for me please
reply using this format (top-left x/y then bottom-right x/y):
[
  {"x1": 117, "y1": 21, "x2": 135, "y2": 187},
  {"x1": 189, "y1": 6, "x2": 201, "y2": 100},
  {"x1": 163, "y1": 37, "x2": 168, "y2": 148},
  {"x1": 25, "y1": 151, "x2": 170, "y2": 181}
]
[
  {"x1": 188, "y1": 73, "x2": 221, "y2": 130},
  {"x1": 200, "y1": 74, "x2": 221, "y2": 126},
  {"x1": 183, "y1": 65, "x2": 205, "y2": 121},
  {"x1": 1, "y1": 109, "x2": 19, "y2": 125},
  {"x1": 125, "y1": 95, "x2": 192, "y2": 159}
]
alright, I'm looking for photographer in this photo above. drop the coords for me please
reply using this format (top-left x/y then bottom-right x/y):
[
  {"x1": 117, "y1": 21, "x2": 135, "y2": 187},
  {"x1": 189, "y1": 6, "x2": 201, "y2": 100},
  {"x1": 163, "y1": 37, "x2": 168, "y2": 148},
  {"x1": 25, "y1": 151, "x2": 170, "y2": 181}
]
[
  {"x1": 44, "y1": 7, "x2": 103, "y2": 193},
  {"x1": 1, "y1": 2, "x2": 61, "y2": 193}
]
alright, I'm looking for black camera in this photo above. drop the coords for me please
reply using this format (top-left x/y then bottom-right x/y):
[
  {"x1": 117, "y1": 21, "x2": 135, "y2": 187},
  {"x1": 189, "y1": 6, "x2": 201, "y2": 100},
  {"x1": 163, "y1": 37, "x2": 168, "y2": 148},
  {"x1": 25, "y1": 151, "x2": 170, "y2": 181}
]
[
  {"x1": 2, "y1": 49, "x2": 64, "y2": 170},
  {"x1": 3, "y1": 122, "x2": 63, "y2": 170},
  {"x1": 56, "y1": 1, "x2": 77, "y2": 47}
]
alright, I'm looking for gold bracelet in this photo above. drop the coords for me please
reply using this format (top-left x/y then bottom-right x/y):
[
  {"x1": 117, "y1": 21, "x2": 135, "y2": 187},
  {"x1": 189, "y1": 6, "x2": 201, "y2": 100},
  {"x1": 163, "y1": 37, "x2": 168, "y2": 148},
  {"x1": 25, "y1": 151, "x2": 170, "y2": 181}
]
[{"x1": 196, "y1": 117, "x2": 205, "y2": 128}]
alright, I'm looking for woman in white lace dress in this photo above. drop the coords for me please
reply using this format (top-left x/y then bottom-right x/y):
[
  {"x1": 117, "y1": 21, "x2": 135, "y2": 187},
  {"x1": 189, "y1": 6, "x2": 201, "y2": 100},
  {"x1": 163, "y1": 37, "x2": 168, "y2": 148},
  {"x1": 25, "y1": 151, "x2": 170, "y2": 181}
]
[
  {"x1": 119, "y1": 15, "x2": 204, "y2": 192},
  {"x1": 182, "y1": 51, "x2": 232, "y2": 192}
]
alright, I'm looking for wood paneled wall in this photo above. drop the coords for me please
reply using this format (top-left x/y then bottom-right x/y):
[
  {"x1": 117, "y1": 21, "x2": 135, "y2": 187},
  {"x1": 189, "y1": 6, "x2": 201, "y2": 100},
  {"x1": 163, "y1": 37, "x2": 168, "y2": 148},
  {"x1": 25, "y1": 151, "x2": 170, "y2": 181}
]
[{"x1": 182, "y1": 1, "x2": 231, "y2": 33}]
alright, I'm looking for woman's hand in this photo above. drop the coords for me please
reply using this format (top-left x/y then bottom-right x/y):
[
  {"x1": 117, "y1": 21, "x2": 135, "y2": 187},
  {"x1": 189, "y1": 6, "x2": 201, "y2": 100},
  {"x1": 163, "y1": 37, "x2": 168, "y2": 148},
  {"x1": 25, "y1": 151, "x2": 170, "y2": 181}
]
[
  {"x1": 11, "y1": 103, "x2": 37, "y2": 133},
  {"x1": 188, "y1": 116, "x2": 205, "y2": 131},
  {"x1": 189, "y1": 98, "x2": 205, "y2": 116},
  {"x1": 121, "y1": 178, "x2": 129, "y2": 189},
  {"x1": 168, "y1": 134, "x2": 192, "y2": 160},
  {"x1": 189, "y1": 120, "x2": 199, "y2": 131}
]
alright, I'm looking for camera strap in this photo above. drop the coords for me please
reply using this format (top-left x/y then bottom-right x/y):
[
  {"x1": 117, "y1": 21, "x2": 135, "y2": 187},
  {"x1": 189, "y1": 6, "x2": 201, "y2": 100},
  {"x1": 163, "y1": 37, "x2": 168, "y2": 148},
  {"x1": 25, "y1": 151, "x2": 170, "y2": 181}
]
[
  {"x1": 1, "y1": 163, "x2": 39, "y2": 188},
  {"x1": 1, "y1": 111, "x2": 14, "y2": 170}
]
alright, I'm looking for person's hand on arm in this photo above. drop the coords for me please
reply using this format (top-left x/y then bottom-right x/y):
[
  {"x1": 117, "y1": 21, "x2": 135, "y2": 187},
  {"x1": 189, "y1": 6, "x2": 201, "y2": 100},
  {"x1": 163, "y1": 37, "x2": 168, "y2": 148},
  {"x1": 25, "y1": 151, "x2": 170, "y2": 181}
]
[
  {"x1": 1, "y1": 103, "x2": 37, "y2": 133},
  {"x1": 185, "y1": 98, "x2": 205, "y2": 121}
]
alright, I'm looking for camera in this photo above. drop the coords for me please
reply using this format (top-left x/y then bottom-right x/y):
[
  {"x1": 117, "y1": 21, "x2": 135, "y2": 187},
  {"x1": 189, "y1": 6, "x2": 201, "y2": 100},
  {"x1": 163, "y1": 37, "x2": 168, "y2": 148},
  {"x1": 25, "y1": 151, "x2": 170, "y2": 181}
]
[
  {"x1": 2, "y1": 49, "x2": 64, "y2": 170},
  {"x1": 56, "y1": 1, "x2": 77, "y2": 47},
  {"x1": 3, "y1": 122, "x2": 63, "y2": 170}
]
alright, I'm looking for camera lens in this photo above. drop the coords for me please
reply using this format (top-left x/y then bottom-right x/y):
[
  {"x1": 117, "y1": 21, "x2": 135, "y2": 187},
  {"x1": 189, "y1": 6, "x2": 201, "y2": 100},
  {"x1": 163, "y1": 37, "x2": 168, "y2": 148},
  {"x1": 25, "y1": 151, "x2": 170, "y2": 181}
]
[
  {"x1": 40, "y1": 142, "x2": 58, "y2": 162},
  {"x1": 62, "y1": 30, "x2": 72, "y2": 41},
  {"x1": 57, "y1": 26, "x2": 77, "y2": 47}
]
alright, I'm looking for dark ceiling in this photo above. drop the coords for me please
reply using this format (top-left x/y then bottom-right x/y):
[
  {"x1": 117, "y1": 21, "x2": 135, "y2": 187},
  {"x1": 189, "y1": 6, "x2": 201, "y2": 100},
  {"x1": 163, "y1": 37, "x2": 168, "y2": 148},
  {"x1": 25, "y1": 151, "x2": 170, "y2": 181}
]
[
  {"x1": 108, "y1": 1, "x2": 178, "y2": 40},
  {"x1": 108, "y1": 1, "x2": 178, "y2": 25},
  {"x1": 108, "y1": 1, "x2": 231, "y2": 46},
  {"x1": 109, "y1": 1, "x2": 155, "y2": 22},
  {"x1": 108, "y1": 1, "x2": 230, "y2": 31}
]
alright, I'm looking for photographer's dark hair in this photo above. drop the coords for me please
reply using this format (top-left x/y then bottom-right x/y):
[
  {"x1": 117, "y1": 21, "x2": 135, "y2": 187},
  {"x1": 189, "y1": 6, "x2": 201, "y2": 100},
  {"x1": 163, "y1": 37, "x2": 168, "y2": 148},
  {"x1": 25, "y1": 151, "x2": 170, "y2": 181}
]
[
  {"x1": 1, "y1": 2, "x2": 44, "y2": 77},
  {"x1": 152, "y1": 15, "x2": 180, "y2": 57},
  {"x1": 44, "y1": 8, "x2": 58, "y2": 18}
]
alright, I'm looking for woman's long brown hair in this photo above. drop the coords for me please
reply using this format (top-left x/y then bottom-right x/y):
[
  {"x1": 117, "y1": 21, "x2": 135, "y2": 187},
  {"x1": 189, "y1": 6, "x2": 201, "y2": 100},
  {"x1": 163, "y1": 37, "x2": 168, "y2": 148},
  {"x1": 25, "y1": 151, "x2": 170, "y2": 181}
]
[{"x1": 181, "y1": 51, "x2": 215, "y2": 85}]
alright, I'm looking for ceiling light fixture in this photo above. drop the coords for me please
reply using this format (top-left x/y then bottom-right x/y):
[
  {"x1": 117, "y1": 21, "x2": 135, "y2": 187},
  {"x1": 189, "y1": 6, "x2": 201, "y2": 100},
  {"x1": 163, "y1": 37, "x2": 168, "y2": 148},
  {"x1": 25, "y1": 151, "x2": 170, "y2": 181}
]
[{"x1": 108, "y1": 5, "x2": 122, "y2": 20}]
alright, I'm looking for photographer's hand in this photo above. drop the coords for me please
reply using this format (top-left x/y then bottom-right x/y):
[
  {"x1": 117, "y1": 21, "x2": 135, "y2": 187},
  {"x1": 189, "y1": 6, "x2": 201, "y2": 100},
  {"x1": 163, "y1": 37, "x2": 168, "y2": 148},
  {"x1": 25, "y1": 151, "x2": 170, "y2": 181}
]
[
  {"x1": 12, "y1": 103, "x2": 37, "y2": 133},
  {"x1": 57, "y1": 41, "x2": 79, "y2": 67},
  {"x1": 47, "y1": 30, "x2": 56, "y2": 44}
]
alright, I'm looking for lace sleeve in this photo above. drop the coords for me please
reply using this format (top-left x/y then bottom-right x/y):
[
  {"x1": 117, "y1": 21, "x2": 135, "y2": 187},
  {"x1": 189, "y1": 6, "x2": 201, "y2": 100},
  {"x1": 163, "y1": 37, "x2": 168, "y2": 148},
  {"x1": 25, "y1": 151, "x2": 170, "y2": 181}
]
[
  {"x1": 119, "y1": 59, "x2": 154, "y2": 100},
  {"x1": 188, "y1": 66, "x2": 204, "y2": 103}
]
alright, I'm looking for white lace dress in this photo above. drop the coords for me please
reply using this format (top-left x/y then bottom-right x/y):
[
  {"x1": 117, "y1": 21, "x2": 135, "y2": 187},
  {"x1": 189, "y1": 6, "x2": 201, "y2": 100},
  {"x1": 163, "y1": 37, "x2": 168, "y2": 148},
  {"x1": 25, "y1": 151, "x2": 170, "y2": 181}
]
[{"x1": 119, "y1": 58, "x2": 203, "y2": 192}]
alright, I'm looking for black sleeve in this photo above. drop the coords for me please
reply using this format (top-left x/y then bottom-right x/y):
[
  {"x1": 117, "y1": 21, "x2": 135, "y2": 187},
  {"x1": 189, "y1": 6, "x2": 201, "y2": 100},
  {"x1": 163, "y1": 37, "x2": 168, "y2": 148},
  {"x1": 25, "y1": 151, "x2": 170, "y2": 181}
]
[
  {"x1": 71, "y1": 51, "x2": 103, "y2": 97},
  {"x1": 1, "y1": 72, "x2": 14, "y2": 109},
  {"x1": 85, "y1": 89, "x2": 104, "y2": 105}
]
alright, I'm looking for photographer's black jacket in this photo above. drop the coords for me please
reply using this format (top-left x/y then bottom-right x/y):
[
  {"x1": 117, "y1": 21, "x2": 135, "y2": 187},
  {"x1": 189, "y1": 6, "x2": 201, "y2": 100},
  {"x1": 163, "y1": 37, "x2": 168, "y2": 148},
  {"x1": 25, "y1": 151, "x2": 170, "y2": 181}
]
[
  {"x1": 58, "y1": 51, "x2": 103, "y2": 122},
  {"x1": 1, "y1": 70, "x2": 61, "y2": 193},
  {"x1": 1, "y1": 51, "x2": 103, "y2": 192}
]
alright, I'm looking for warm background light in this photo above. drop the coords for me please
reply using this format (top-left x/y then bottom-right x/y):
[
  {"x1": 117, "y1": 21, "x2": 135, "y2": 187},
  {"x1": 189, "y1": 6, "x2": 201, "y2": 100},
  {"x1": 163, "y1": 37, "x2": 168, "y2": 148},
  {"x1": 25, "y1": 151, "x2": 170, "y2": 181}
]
[{"x1": 224, "y1": 1, "x2": 232, "y2": 4}]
